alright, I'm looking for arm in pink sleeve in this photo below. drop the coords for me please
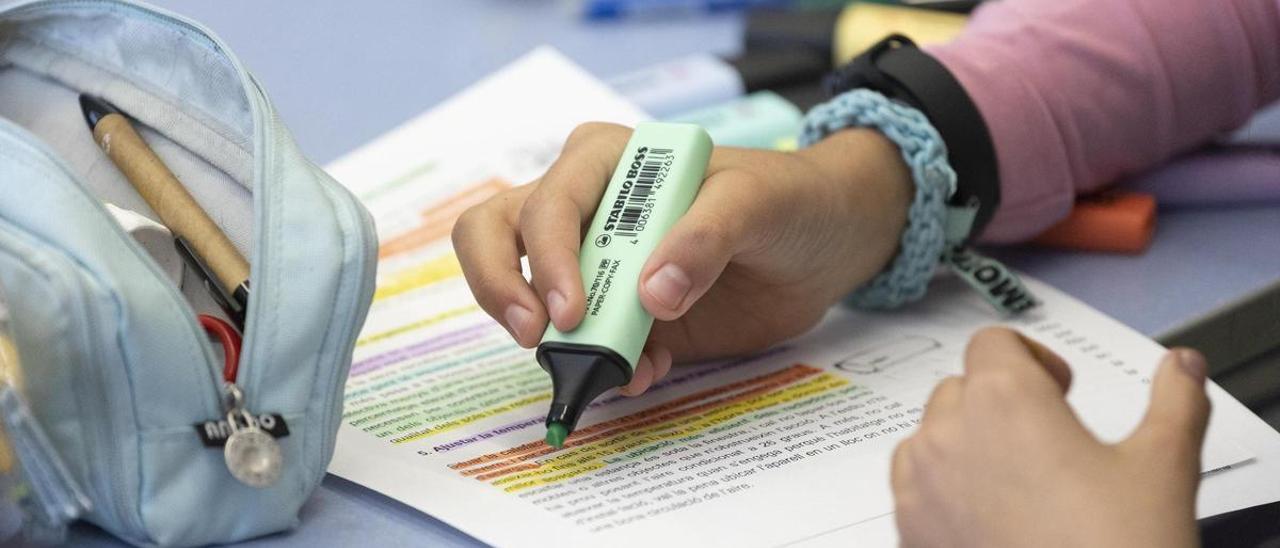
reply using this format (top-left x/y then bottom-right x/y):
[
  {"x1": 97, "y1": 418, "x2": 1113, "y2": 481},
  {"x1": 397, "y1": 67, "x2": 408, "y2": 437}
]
[{"x1": 926, "y1": 0, "x2": 1280, "y2": 242}]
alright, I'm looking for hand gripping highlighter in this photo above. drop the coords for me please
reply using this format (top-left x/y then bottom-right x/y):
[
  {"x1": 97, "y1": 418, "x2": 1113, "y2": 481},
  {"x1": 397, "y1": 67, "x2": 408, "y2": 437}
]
[{"x1": 537, "y1": 122, "x2": 712, "y2": 448}]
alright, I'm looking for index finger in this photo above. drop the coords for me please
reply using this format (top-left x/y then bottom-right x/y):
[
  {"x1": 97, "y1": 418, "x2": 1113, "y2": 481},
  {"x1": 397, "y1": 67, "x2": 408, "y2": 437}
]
[
  {"x1": 519, "y1": 122, "x2": 632, "y2": 331},
  {"x1": 452, "y1": 184, "x2": 546, "y2": 347},
  {"x1": 963, "y1": 326, "x2": 1073, "y2": 395}
]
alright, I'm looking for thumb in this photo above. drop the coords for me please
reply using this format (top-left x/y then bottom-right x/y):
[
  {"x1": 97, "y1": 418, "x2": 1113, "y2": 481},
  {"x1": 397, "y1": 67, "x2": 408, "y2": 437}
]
[
  {"x1": 638, "y1": 169, "x2": 768, "y2": 321},
  {"x1": 1126, "y1": 348, "x2": 1212, "y2": 471}
]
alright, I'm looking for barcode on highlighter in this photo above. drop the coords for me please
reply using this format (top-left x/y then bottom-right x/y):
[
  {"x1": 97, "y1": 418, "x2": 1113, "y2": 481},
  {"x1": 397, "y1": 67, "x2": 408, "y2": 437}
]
[{"x1": 614, "y1": 148, "x2": 672, "y2": 238}]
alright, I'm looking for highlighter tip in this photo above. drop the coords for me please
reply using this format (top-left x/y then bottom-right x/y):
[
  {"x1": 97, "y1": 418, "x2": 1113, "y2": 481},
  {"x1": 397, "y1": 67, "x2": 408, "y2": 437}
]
[{"x1": 545, "y1": 422, "x2": 569, "y2": 449}]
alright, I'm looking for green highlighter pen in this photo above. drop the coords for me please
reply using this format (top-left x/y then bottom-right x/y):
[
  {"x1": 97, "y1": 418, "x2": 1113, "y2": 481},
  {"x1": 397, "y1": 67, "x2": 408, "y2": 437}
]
[{"x1": 538, "y1": 122, "x2": 712, "y2": 448}]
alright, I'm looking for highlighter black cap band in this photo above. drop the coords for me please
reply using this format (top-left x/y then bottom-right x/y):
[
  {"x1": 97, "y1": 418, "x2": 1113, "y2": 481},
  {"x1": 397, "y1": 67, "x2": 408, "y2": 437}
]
[
  {"x1": 824, "y1": 34, "x2": 1001, "y2": 240},
  {"x1": 536, "y1": 342, "x2": 632, "y2": 432}
]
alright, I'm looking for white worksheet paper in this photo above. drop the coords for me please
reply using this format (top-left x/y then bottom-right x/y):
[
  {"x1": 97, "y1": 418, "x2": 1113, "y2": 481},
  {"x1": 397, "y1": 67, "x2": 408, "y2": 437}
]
[{"x1": 325, "y1": 47, "x2": 1280, "y2": 548}]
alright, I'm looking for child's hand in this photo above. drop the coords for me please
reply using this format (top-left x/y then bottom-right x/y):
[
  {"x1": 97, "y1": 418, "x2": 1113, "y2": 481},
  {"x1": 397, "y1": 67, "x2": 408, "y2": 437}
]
[
  {"x1": 893, "y1": 327, "x2": 1209, "y2": 548},
  {"x1": 452, "y1": 122, "x2": 912, "y2": 395}
]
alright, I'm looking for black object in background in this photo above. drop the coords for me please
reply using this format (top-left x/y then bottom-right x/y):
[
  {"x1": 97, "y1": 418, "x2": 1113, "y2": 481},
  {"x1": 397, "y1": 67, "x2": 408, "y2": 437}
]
[
  {"x1": 895, "y1": 0, "x2": 982, "y2": 13},
  {"x1": 1200, "y1": 500, "x2": 1280, "y2": 548},
  {"x1": 745, "y1": 7, "x2": 842, "y2": 61},
  {"x1": 773, "y1": 82, "x2": 827, "y2": 111},
  {"x1": 726, "y1": 47, "x2": 830, "y2": 92}
]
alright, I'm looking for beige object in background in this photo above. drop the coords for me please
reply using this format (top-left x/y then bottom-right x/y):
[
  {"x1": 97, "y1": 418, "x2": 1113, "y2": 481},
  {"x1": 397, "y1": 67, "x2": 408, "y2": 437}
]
[{"x1": 834, "y1": 3, "x2": 969, "y2": 65}]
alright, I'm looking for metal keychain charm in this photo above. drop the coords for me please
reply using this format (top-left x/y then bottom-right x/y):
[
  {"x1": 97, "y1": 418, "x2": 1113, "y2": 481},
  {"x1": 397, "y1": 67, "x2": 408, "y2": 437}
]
[
  {"x1": 222, "y1": 385, "x2": 282, "y2": 488},
  {"x1": 224, "y1": 409, "x2": 283, "y2": 487}
]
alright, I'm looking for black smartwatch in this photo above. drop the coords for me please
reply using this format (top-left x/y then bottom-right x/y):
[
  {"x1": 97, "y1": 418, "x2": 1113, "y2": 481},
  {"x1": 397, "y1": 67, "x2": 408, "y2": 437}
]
[{"x1": 824, "y1": 34, "x2": 1000, "y2": 241}]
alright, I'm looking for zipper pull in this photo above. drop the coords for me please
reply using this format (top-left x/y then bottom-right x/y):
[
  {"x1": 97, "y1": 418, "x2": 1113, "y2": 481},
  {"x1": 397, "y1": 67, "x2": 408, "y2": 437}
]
[
  {"x1": 221, "y1": 384, "x2": 282, "y2": 488},
  {"x1": 0, "y1": 383, "x2": 92, "y2": 543},
  {"x1": 194, "y1": 316, "x2": 287, "y2": 488}
]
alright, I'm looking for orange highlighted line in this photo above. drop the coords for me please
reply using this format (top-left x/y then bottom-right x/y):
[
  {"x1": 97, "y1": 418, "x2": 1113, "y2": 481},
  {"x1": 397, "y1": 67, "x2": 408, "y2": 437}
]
[
  {"x1": 447, "y1": 364, "x2": 819, "y2": 471},
  {"x1": 449, "y1": 364, "x2": 825, "y2": 477},
  {"x1": 379, "y1": 178, "x2": 510, "y2": 259},
  {"x1": 469, "y1": 368, "x2": 830, "y2": 482}
]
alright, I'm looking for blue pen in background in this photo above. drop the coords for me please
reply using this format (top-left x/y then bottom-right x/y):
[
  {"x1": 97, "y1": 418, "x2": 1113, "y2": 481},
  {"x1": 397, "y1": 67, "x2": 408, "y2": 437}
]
[
  {"x1": 581, "y1": 0, "x2": 790, "y2": 20},
  {"x1": 580, "y1": 0, "x2": 983, "y2": 20}
]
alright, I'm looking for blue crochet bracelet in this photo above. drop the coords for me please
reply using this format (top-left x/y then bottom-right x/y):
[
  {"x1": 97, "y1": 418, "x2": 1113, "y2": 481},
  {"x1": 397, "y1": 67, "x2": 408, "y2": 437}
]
[{"x1": 799, "y1": 89, "x2": 1037, "y2": 314}]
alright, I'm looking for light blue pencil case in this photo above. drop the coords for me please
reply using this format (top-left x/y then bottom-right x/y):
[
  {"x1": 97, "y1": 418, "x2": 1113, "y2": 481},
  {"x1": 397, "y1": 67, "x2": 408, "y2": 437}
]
[{"x1": 0, "y1": 0, "x2": 377, "y2": 545}]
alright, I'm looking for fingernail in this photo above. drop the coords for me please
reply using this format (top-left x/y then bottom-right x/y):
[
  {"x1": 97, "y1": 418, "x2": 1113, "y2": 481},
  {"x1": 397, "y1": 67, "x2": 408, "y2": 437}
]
[
  {"x1": 1173, "y1": 348, "x2": 1207, "y2": 384},
  {"x1": 504, "y1": 304, "x2": 533, "y2": 341},
  {"x1": 546, "y1": 290, "x2": 568, "y2": 324},
  {"x1": 645, "y1": 264, "x2": 692, "y2": 311}
]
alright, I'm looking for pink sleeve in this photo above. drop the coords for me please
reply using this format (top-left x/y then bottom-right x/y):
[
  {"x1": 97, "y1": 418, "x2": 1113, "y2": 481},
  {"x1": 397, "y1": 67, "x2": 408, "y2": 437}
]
[{"x1": 926, "y1": 0, "x2": 1280, "y2": 243}]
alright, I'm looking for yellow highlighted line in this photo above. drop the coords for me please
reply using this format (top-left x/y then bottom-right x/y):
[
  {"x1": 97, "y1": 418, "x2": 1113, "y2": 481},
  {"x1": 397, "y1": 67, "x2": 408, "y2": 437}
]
[
  {"x1": 492, "y1": 374, "x2": 848, "y2": 492},
  {"x1": 357, "y1": 305, "x2": 481, "y2": 347},
  {"x1": 374, "y1": 253, "x2": 464, "y2": 302}
]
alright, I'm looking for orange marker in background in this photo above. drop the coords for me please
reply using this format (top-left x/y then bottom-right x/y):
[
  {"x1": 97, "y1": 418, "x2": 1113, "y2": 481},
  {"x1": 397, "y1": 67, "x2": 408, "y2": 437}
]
[{"x1": 1031, "y1": 190, "x2": 1157, "y2": 254}]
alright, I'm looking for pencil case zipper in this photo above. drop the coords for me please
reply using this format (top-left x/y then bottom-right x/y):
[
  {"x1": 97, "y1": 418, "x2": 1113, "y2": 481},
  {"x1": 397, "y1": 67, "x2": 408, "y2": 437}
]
[
  {"x1": 245, "y1": 70, "x2": 377, "y2": 466},
  {"x1": 309, "y1": 162, "x2": 379, "y2": 465}
]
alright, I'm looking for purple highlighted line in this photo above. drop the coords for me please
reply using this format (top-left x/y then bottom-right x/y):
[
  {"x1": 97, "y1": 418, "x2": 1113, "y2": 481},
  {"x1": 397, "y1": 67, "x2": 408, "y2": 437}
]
[
  {"x1": 433, "y1": 345, "x2": 796, "y2": 452},
  {"x1": 350, "y1": 323, "x2": 496, "y2": 377}
]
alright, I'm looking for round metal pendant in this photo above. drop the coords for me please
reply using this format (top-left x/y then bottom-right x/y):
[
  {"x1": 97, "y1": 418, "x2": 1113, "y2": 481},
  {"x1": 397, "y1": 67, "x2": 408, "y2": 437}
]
[{"x1": 224, "y1": 428, "x2": 283, "y2": 488}]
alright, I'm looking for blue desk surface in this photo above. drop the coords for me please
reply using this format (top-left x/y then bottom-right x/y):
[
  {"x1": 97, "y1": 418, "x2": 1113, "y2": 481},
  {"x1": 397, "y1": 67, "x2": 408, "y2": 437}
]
[{"x1": 64, "y1": 1, "x2": 1280, "y2": 546}]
